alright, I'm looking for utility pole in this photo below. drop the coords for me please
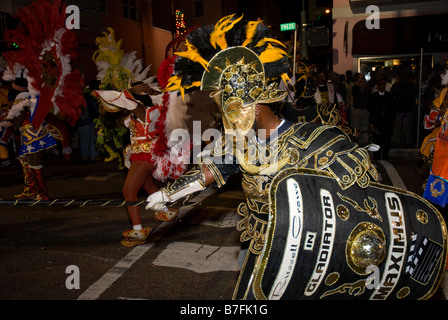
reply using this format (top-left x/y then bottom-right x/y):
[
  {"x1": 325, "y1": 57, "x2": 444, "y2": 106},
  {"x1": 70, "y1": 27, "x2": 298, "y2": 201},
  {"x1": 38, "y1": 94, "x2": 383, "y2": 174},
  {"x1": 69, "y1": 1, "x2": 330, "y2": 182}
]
[{"x1": 300, "y1": 0, "x2": 308, "y2": 60}]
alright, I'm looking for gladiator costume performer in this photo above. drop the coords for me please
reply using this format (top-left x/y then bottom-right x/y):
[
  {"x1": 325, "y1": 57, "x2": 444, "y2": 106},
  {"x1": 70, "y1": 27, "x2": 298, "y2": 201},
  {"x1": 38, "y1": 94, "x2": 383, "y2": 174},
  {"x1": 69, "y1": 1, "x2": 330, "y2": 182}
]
[
  {"x1": 146, "y1": 14, "x2": 447, "y2": 300},
  {"x1": 2, "y1": 0, "x2": 85, "y2": 200}
]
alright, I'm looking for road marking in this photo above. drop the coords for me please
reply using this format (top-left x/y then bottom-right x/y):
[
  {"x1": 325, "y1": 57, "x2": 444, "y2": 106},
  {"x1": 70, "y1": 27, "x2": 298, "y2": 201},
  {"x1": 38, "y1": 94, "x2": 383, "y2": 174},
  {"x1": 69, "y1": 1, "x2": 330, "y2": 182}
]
[
  {"x1": 153, "y1": 242, "x2": 240, "y2": 273},
  {"x1": 193, "y1": 208, "x2": 240, "y2": 228},
  {"x1": 77, "y1": 243, "x2": 154, "y2": 300},
  {"x1": 77, "y1": 187, "x2": 217, "y2": 300},
  {"x1": 378, "y1": 160, "x2": 407, "y2": 190}
]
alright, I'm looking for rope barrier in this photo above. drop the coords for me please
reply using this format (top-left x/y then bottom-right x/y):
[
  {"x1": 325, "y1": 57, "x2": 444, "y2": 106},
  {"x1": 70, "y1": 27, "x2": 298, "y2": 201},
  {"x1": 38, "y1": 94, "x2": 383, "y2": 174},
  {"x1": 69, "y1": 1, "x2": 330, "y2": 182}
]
[{"x1": 0, "y1": 198, "x2": 199, "y2": 208}]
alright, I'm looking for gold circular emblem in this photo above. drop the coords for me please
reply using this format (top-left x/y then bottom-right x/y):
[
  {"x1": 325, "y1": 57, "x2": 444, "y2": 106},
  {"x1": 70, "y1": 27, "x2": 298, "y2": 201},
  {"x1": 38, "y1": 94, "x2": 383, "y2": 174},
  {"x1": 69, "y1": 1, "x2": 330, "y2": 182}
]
[
  {"x1": 318, "y1": 156, "x2": 329, "y2": 166},
  {"x1": 416, "y1": 210, "x2": 428, "y2": 224},
  {"x1": 396, "y1": 287, "x2": 410, "y2": 299},
  {"x1": 325, "y1": 272, "x2": 340, "y2": 286},
  {"x1": 346, "y1": 222, "x2": 386, "y2": 275},
  {"x1": 337, "y1": 205, "x2": 350, "y2": 221},
  {"x1": 285, "y1": 148, "x2": 300, "y2": 165}
]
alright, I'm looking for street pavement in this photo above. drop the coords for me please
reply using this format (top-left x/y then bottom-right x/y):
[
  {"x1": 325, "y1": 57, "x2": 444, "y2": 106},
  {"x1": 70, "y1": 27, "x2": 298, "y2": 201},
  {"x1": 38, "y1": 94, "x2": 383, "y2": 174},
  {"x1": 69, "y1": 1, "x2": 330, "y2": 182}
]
[{"x1": 0, "y1": 149, "x2": 447, "y2": 305}]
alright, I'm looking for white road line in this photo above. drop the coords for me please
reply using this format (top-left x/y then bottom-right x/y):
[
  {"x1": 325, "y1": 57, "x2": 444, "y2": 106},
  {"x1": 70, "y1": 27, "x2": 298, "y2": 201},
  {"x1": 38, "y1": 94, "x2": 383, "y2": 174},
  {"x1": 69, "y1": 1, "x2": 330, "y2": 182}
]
[
  {"x1": 153, "y1": 242, "x2": 240, "y2": 273},
  {"x1": 193, "y1": 208, "x2": 240, "y2": 228},
  {"x1": 77, "y1": 243, "x2": 154, "y2": 300},
  {"x1": 377, "y1": 160, "x2": 407, "y2": 190},
  {"x1": 77, "y1": 187, "x2": 218, "y2": 300}
]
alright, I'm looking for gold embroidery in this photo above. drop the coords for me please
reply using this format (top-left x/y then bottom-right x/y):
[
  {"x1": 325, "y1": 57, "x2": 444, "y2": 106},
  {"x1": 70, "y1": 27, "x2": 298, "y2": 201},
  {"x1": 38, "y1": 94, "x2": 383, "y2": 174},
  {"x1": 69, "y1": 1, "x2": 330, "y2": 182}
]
[
  {"x1": 237, "y1": 201, "x2": 268, "y2": 255},
  {"x1": 430, "y1": 178, "x2": 445, "y2": 197},
  {"x1": 320, "y1": 279, "x2": 367, "y2": 299},
  {"x1": 337, "y1": 193, "x2": 382, "y2": 222}
]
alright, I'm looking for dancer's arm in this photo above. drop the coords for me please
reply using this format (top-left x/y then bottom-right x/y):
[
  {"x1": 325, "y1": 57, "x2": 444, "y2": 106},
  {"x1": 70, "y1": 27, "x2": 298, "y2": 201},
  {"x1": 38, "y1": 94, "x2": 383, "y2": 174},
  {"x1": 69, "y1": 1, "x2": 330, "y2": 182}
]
[{"x1": 145, "y1": 164, "x2": 215, "y2": 210}]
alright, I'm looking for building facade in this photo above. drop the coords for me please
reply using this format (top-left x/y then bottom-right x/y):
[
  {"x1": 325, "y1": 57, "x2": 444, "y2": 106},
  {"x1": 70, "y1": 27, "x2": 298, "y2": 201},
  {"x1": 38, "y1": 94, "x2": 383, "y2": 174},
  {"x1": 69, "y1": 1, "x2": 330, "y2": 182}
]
[
  {"x1": 0, "y1": 0, "x2": 241, "y2": 82},
  {"x1": 332, "y1": 0, "x2": 448, "y2": 75}
]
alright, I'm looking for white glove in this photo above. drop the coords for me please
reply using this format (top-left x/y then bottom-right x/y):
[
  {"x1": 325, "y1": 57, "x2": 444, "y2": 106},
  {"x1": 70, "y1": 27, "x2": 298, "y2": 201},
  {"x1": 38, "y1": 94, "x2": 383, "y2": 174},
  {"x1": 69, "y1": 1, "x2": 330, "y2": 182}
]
[
  {"x1": 145, "y1": 190, "x2": 169, "y2": 211},
  {"x1": 145, "y1": 180, "x2": 205, "y2": 211}
]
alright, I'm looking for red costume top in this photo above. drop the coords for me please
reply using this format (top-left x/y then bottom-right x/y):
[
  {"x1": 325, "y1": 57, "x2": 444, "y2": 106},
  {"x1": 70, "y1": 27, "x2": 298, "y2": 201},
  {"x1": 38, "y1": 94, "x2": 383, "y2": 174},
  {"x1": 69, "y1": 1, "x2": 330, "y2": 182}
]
[{"x1": 124, "y1": 104, "x2": 161, "y2": 164}]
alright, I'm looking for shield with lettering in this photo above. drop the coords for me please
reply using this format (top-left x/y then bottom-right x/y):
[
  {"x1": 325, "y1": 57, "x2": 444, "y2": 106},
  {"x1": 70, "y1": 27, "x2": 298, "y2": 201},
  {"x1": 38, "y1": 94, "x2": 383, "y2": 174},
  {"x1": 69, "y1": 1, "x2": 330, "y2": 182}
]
[{"x1": 252, "y1": 168, "x2": 447, "y2": 300}]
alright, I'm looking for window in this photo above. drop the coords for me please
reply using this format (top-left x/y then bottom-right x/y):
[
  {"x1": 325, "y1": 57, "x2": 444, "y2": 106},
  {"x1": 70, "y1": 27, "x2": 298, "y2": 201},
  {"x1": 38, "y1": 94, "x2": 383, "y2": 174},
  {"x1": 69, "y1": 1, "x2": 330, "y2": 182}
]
[
  {"x1": 195, "y1": 1, "x2": 204, "y2": 18},
  {"x1": 123, "y1": 0, "x2": 137, "y2": 21}
]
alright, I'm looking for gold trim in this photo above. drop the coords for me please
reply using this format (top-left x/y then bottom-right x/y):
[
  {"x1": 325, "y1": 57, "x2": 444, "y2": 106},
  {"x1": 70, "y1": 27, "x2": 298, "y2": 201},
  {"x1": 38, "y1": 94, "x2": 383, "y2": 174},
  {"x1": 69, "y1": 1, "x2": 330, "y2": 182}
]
[{"x1": 251, "y1": 167, "x2": 448, "y2": 300}]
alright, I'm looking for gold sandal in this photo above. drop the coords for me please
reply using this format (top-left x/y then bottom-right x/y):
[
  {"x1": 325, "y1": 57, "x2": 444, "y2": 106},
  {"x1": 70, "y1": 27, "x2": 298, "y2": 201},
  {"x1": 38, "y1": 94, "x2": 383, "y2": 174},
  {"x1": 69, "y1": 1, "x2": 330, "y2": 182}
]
[
  {"x1": 154, "y1": 208, "x2": 179, "y2": 222},
  {"x1": 120, "y1": 226, "x2": 152, "y2": 247}
]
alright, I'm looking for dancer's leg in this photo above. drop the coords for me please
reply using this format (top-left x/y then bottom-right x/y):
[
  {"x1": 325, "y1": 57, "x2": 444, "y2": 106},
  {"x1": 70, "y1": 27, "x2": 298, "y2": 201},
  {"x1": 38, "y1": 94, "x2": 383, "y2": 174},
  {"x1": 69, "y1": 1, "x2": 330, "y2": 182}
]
[{"x1": 122, "y1": 161, "x2": 154, "y2": 227}]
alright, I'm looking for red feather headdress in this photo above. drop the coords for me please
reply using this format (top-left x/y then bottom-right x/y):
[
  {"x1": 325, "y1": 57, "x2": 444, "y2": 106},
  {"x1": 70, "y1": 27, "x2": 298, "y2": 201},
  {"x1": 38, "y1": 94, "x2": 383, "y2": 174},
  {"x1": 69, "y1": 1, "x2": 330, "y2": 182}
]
[{"x1": 3, "y1": 0, "x2": 85, "y2": 127}]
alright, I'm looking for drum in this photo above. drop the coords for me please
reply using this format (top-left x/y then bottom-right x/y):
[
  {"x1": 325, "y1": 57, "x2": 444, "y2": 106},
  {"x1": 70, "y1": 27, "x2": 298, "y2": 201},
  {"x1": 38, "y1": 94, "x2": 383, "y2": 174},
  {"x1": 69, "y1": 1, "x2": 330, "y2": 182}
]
[{"x1": 252, "y1": 168, "x2": 447, "y2": 300}]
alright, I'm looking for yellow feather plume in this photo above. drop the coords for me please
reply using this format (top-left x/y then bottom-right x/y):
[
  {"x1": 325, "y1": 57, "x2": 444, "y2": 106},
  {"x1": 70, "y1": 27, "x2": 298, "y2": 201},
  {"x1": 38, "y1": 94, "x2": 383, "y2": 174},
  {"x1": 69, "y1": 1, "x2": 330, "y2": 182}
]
[
  {"x1": 296, "y1": 62, "x2": 309, "y2": 83},
  {"x1": 242, "y1": 20, "x2": 262, "y2": 47},
  {"x1": 165, "y1": 75, "x2": 182, "y2": 92},
  {"x1": 280, "y1": 73, "x2": 291, "y2": 85},
  {"x1": 210, "y1": 14, "x2": 244, "y2": 49},
  {"x1": 175, "y1": 39, "x2": 209, "y2": 71},
  {"x1": 92, "y1": 27, "x2": 124, "y2": 66},
  {"x1": 259, "y1": 43, "x2": 287, "y2": 64},
  {"x1": 165, "y1": 75, "x2": 201, "y2": 101},
  {"x1": 255, "y1": 37, "x2": 286, "y2": 49}
]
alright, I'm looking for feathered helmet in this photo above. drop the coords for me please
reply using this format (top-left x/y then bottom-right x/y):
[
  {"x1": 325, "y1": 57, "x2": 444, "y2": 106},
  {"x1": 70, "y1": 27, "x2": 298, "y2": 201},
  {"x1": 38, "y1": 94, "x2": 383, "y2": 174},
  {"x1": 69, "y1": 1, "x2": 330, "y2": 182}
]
[
  {"x1": 3, "y1": 0, "x2": 85, "y2": 127},
  {"x1": 92, "y1": 27, "x2": 155, "y2": 112},
  {"x1": 165, "y1": 14, "x2": 290, "y2": 135}
]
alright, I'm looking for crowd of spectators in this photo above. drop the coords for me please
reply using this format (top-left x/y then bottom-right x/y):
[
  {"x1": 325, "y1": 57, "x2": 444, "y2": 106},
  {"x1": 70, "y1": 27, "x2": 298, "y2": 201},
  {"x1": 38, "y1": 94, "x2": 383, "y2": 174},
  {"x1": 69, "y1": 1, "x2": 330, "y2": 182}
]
[
  {"x1": 294, "y1": 63, "x2": 448, "y2": 159},
  {"x1": 1, "y1": 61, "x2": 447, "y2": 167}
]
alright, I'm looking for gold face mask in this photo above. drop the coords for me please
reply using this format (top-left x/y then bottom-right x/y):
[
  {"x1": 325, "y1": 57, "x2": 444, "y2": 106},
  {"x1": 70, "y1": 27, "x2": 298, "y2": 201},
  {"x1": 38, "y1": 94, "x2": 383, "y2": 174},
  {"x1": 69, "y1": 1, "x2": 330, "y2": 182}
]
[
  {"x1": 203, "y1": 47, "x2": 286, "y2": 136},
  {"x1": 222, "y1": 98, "x2": 256, "y2": 136}
]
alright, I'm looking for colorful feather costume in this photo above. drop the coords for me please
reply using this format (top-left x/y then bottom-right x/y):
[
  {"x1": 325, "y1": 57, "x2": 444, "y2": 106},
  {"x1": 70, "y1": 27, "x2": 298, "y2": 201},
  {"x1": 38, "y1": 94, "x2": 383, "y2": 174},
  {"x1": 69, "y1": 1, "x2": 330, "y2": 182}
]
[
  {"x1": 2, "y1": 0, "x2": 85, "y2": 201},
  {"x1": 93, "y1": 28, "x2": 191, "y2": 181},
  {"x1": 3, "y1": 0, "x2": 85, "y2": 128}
]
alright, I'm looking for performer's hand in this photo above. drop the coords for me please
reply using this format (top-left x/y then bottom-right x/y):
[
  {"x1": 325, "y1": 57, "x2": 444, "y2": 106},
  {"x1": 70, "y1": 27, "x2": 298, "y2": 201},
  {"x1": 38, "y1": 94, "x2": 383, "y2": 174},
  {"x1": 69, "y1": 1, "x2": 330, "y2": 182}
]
[
  {"x1": 129, "y1": 83, "x2": 152, "y2": 95},
  {"x1": 145, "y1": 190, "x2": 168, "y2": 211}
]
